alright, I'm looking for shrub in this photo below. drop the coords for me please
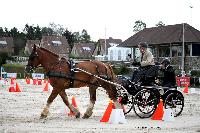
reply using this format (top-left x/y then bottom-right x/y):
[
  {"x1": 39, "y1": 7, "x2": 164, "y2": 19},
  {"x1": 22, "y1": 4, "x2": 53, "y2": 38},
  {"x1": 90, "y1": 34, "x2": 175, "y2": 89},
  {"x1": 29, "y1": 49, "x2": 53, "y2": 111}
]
[
  {"x1": 112, "y1": 64, "x2": 132, "y2": 76},
  {"x1": 190, "y1": 70, "x2": 200, "y2": 77}
]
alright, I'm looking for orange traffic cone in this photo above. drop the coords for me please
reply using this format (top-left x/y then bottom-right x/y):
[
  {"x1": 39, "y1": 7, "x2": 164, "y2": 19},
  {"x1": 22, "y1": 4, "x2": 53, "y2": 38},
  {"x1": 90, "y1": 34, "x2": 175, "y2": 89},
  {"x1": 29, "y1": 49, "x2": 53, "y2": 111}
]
[
  {"x1": 15, "y1": 82, "x2": 21, "y2": 92},
  {"x1": 151, "y1": 99, "x2": 164, "y2": 120},
  {"x1": 68, "y1": 96, "x2": 78, "y2": 116},
  {"x1": 26, "y1": 78, "x2": 30, "y2": 84},
  {"x1": 183, "y1": 84, "x2": 189, "y2": 94},
  {"x1": 9, "y1": 78, "x2": 15, "y2": 92},
  {"x1": 33, "y1": 79, "x2": 37, "y2": 85},
  {"x1": 38, "y1": 79, "x2": 42, "y2": 85},
  {"x1": 43, "y1": 82, "x2": 49, "y2": 92},
  {"x1": 100, "y1": 100, "x2": 115, "y2": 122}
]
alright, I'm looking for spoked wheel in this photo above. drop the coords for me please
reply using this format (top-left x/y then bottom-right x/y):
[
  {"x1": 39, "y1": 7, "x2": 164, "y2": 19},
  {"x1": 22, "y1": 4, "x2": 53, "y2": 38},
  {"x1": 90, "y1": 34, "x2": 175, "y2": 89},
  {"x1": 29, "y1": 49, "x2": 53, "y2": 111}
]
[
  {"x1": 133, "y1": 89, "x2": 159, "y2": 118},
  {"x1": 164, "y1": 91, "x2": 184, "y2": 117},
  {"x1": 119, "y1": 94, "x2": 134, "y2": 115}
]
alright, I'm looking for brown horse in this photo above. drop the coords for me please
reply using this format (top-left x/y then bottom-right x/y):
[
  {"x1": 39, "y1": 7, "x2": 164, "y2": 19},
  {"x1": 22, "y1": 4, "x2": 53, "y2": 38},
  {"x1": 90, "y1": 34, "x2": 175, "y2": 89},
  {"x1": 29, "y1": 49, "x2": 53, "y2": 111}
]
[{"x1": 25, "y1": 44, "x2": 122, "y2": 119}]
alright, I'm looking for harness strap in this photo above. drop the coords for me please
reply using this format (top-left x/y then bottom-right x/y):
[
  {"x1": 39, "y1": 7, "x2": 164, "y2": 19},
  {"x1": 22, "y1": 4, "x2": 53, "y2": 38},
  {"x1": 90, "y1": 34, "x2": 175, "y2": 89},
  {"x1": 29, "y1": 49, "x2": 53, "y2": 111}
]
[
  {"x1": 46, "y1": 71, "x2": 100, "y2": 87},
  {"x1": 67, "y1": 59, "x2": 76, "y2": 88}
]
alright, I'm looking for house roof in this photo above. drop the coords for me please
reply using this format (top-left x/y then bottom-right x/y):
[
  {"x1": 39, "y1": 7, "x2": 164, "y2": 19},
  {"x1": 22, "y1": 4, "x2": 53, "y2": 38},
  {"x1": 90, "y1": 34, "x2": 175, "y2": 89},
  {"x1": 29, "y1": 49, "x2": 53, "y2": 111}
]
[
  {"x1": 40, "y1": 36, "x2": 70, "y2": 55},
  {"x1": 98, "y1": 37, "x2": 122, "y2": 50},
  {"x1": 120, "y1": 23, "x2": 200, "y2": 47},
  {"x1": 25, "y1": 40, "x2": 41, "y2": 53},
  {"x1": 72, "y1": 42, "x2": 95, "y2": 57}
]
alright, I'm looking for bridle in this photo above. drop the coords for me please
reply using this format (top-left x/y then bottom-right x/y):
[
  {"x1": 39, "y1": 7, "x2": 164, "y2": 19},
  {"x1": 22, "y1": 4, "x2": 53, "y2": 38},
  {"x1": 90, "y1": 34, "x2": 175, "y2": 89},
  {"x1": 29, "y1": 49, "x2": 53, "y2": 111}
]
[{"x1": 25, "y1": 50, "x2": 39, "y2": 72}]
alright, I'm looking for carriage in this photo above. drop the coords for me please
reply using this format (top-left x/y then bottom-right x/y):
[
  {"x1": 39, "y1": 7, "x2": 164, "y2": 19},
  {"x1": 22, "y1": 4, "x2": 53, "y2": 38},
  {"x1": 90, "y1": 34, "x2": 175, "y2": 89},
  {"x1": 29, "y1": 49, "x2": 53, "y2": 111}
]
[
  {"x1": 116, "y1": 65, "x2": 184, "y2": 118},
  {"x1": 25, "y1": 44, "x2": 184, "y2": 119}
]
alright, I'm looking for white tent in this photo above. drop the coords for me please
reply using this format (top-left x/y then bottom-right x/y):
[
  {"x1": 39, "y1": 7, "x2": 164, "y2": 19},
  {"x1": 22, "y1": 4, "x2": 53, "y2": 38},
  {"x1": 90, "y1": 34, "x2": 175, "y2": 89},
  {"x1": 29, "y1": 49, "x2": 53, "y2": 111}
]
[{"x1": 108, "y1": 43, "x2": 131, "y2": 61}]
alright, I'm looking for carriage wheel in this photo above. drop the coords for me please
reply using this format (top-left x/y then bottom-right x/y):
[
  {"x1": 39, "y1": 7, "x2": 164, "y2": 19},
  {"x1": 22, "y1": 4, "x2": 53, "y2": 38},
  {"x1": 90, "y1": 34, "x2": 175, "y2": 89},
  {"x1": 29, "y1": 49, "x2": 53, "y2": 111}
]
[
  {"x1": 133, "y1": 89, "x2": 159, "y2": 118},
  {"x1": 123, "y1": 94, "x2": 134, "y2": 115},
  {"x1": 164, "y1": 91, "x2": 184, "y2": 117}
]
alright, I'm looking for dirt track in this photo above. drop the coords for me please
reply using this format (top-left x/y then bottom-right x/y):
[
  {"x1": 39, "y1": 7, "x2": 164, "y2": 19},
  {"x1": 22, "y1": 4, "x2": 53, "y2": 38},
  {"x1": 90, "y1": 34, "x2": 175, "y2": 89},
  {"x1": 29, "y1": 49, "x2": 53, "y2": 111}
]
[{"x1": 0, "y1": 79, "x2": 200, "y2": 133}]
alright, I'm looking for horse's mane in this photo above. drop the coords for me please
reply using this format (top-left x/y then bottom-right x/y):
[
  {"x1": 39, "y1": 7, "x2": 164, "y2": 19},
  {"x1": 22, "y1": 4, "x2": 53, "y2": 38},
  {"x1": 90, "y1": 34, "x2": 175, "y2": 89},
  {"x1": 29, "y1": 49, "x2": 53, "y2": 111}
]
[{"x1": 39, "y1": 47, "x2": 59, "y2": 58}]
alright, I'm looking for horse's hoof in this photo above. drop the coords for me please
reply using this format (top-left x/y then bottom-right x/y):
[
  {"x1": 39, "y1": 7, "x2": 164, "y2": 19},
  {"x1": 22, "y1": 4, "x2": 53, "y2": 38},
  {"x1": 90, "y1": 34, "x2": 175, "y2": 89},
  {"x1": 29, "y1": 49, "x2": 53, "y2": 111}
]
[
  {"x1": 40, "y1": 114, "x2": 47, "y2": 119},
  {"x1": 75, "y1": 112, "x2": 81, "y2": 118},
  {"x1": 82, "y1": 114, "x2": 90, "y2": 119}
]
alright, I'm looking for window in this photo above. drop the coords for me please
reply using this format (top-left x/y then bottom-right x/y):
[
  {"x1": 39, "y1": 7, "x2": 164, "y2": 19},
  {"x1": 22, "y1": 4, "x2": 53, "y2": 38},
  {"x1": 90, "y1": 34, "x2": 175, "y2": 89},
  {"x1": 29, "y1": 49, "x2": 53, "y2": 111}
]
[
  {"x1": 185, "y1": 44, "x2": 191, "y2": 56},
  {"x1": 177, "y1": 46, "x2": 182, "y2": 56},
  {"x1": 82, "y1": 47, "x2": 91, "y2": 51},
  {"x1": 172, "y1": 46, "x2": 178, "y2": 57},
  {"x1": 0, "y1": 41, "x2": 7, "y2": 47},
  {"x1": 52, "y1": 41, "x2": 61, "y2": 46},
  {"x1": 118, "y1": 50, "x2": 121, "y2": 60},
  {"x1": 110, "y1": 50, "x2": 113, "y2": 60},
  {"x1": 171, "y1": 45, "x2": 183, "y2": 57},
  {"x1": 192, "y1": 44, "x2": 200, "y2": 56},
  {"x1": 159, "y1": 46, "x2": 170, "y2": 57}
]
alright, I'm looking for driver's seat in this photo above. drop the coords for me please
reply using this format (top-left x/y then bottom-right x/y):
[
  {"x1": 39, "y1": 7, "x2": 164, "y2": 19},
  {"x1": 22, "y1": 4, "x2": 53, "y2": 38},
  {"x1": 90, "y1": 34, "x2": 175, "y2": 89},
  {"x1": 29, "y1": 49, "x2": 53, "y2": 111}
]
[{"x1": 140, "y1": 65, "x2": 159, "y2": 86}]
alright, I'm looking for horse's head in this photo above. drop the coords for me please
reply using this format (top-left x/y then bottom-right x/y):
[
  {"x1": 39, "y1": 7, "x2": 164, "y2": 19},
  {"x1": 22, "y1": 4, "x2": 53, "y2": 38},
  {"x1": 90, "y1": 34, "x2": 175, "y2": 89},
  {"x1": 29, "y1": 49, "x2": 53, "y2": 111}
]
[{"x1": 25, "y1": 44, "x2": 40, "y2": 73}]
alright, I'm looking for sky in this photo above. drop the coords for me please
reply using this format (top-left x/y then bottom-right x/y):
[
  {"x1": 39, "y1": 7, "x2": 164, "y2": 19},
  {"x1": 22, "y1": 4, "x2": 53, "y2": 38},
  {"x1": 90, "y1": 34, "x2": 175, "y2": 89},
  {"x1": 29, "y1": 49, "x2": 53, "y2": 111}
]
[{"x1": 0, "y1": 0, "x2": 200, "y2": 41}]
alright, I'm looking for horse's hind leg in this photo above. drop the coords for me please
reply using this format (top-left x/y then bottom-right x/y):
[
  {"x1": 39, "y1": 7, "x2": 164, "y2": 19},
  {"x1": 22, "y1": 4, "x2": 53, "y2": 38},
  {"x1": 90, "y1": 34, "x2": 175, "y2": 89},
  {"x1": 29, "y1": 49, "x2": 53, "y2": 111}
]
[
  {"x1": 82, "y1": 86, "x2": 97, "y2": 119},
  {"x1": 104, "y1": 84, "x2": 122, "y2": 109},
  {"x1": 59, "y1": 90, "x2": 80, "y2": 118}
]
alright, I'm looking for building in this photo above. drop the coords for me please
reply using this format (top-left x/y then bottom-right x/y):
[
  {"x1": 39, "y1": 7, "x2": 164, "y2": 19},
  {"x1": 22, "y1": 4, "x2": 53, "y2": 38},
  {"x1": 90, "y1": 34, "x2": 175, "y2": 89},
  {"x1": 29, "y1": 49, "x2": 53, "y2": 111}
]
[
  {"x1": 93, "y1": 37, "x2": 122, "y2": 56},
  {"x1": 24, "y1": 36, "x2": 70, "y2": 58},
  {"x1": 71, "y1": 42, "x2": 95, "y2": 58},
  {"x1": 108, "y1": 43, "x2": 131, "y2": 61},
  {"x1": 0, "y1": 37, "x2": 14, "y2": 56},
  {"x1": 120, "y1": 23, "x2": 200, "y2": 70}
]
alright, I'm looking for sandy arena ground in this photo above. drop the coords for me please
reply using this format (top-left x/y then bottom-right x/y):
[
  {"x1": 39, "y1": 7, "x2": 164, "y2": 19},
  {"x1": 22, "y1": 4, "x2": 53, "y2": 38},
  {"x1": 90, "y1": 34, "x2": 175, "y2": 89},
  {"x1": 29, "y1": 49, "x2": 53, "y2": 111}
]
[{"x1": 0, "y1": 79, "x2": 200, "y2": 133}]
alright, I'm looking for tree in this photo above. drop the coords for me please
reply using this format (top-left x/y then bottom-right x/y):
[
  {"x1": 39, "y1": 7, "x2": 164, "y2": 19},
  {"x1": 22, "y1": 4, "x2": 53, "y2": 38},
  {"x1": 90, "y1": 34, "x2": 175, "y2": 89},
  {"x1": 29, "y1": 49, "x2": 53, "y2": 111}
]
[
  {"x1": 10, "y1": 27, "x2": 19, "y2": 37},
  {"x1": 4, "y1": 28, "x2": 10, "y2": 37},
  {"x1": 0, "y1": 53, "x2": 8, "y2": 66},
  {"x1": 0, "y1": 27, "x2": 5, "y2": 36},
  {"x1": 73, "y1": 32, "x2": 81, "y2": 43},
  {"x1": 133, "y1": 20, "x2": 146, "y2": 33},
  {"x1": 49, "y1": 22, "x2": 65, "y2": 36},
  {"x1": 41, "y1": 27, "x2": 54, "y2": 36},
  {"x1": 23, "y1": 24, "x2": 35, "y2": 40},
  {"x1": 23, "y1": 24, "x2": 42, "y2": 40},
  {"x1": 80, "y1": 29, "x2": 91, "y2": 43},
  {"x1": 34, "y1": 25, "x2": 42, "y2": 40},
  {"x1": 62, "y1": 29, "x2": 75, "y2": 50},
  {"x1": 156, "y1": 21, "x2": 165, "y2": 27}
]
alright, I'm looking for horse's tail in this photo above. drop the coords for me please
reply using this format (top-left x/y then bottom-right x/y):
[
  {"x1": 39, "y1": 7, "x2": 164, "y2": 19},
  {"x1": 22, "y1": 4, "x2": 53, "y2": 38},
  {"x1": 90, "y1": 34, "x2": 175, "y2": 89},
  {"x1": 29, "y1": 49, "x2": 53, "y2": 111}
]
[{"x1": 106, "y1": 63, "x2": 116, "y2": 81}]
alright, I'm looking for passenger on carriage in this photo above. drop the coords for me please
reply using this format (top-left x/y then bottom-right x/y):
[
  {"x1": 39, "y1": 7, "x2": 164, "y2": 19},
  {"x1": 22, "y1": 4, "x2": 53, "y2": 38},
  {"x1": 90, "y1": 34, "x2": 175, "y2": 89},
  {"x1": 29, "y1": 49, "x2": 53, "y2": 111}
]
[
  {"x1": 160, "y1": 58, "x2": 176, "y2": 88},
  {"x1": 131, "y1": 42, "x2": 155, "y2": 85}
]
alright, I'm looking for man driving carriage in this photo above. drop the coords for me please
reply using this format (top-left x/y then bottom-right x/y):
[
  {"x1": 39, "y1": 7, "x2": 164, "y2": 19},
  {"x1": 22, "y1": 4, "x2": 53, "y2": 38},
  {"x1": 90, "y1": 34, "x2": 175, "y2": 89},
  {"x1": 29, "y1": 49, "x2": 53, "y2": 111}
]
[{"x1": 131, "y1": 42, "x2": 155, "y2": 85}]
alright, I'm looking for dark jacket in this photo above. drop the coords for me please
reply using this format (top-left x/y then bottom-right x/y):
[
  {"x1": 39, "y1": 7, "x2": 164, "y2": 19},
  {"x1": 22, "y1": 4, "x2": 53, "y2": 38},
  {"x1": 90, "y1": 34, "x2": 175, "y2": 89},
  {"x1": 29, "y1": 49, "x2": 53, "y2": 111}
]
[{"x1": 161, "y1": 65, "x2": 176, "y2": 87}]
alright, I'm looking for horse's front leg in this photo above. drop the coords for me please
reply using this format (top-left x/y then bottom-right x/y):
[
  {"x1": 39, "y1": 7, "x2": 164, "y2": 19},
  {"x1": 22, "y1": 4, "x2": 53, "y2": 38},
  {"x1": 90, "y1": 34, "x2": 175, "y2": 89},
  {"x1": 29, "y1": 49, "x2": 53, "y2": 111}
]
[
  {"x1": 82, "y1": 86, "x2": 97, "y2": 119},
  {"x1": 59, "y1": 90, "x2": 80, "y2": 118},
  {"x1": 40, "y1": 87, "x2": 60, "y2": 119}
]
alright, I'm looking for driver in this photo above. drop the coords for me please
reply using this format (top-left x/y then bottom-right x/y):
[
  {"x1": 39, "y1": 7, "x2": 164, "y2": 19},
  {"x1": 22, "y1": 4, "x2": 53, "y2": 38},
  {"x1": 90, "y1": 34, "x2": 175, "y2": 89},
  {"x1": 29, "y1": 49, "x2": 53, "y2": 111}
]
[{"x1": 131, "y1": 42, "x2": 155, "y2": 84}]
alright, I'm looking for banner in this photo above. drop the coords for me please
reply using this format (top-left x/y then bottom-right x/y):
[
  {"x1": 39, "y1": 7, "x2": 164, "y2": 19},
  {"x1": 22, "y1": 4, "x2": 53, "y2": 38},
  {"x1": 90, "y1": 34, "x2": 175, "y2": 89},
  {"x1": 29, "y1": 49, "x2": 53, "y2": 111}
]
[
  {"x1": 7, "y1": 73, "x2": 17, "y2": 78},
  {"x1": 176, "y1": 76, "x2": 190, "y2": 86},
  {"x1": 32, "y1": 73, "x2": 44, "y2": 79}
]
